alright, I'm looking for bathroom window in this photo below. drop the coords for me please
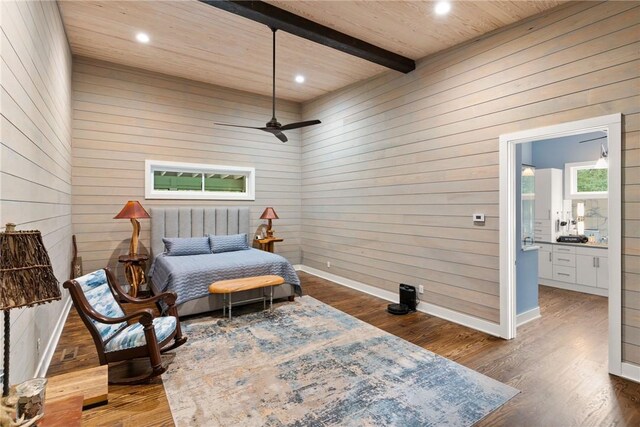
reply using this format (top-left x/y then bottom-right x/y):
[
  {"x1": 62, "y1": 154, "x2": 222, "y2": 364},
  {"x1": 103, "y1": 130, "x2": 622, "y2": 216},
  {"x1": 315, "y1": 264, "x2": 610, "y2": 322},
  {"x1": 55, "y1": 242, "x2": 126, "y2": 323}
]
[
  {"x1": 565, "y1": 161, "x2": 608, "y2": 200},
  {"x1": 145, "y1": 160, "x2": 255, "y2": 200}
]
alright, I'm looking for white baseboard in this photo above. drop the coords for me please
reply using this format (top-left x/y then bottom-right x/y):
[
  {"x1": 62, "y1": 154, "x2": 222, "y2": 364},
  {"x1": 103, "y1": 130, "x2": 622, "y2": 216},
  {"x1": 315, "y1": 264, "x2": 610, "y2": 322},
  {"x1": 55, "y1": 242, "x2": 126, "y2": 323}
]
[
  {"x1": 516, "y1": 307, "x2": 541, "y2": 327},
  {"x1": 34, "y1": 296, "x2": 72, "y2": 378},
  {"x1": 298, "y1": 265, "x2": 503, "y2": 338},
  {"x1": 620, "y1": 362, "x2": 640, "y2": 384}
]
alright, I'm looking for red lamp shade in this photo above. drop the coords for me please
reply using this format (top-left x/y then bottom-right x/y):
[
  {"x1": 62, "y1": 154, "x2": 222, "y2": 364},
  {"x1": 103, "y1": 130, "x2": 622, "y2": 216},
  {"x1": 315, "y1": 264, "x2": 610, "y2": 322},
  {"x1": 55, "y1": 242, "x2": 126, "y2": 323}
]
[
  {"x1": 114, "y1": 201, "x2": 150, "y2": 220},
  {"x1": 114, "y1": 201, "x2": 150, "y2": 256},
  {"x1": 260, "y1": 207, "x2": 279, "y2": 220}
]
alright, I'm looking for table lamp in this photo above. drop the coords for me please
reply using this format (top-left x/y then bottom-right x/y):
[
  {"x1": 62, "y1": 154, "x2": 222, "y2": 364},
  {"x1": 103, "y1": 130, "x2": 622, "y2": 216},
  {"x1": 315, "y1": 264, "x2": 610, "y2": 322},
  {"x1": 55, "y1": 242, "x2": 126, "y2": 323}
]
[
  {"x1": 260, "y1": 207, "x2": 279, "y2": 238},
  {"x1": 114, "y1": 201, "x2": 150, "y2": 255},
  {"x1": 0, "y1": 224, "x2": 61, "y2": 396}
]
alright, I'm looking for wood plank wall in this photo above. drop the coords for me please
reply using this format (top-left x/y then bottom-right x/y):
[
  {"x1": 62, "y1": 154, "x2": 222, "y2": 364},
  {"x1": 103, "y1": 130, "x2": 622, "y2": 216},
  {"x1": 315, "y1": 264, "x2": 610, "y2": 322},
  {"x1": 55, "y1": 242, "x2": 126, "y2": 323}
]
[
  {"x1": 301, "y1": 1, "x2": 640, "y2": 365},
  {"x1": 71, "y1": 57, "x2": 303, "y2": 276},
  {"x1": 0, "y1": 0, "x2": 72, "y2": 381}
]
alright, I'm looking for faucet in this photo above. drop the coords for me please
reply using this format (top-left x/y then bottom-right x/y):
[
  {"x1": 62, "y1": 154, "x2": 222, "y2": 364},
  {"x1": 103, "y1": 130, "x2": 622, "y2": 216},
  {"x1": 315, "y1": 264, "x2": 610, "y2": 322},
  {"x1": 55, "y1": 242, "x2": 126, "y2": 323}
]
[{"x1": 523, "y1": 236, "x2": 533, "y2": 246}]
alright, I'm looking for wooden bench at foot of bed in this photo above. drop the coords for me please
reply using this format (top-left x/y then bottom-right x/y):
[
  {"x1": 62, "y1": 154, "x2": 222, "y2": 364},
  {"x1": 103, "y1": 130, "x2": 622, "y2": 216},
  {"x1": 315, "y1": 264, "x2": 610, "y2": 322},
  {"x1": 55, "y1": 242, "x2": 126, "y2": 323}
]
[{"x1": 209, "y1": 275, "x2": 285, "y2": 319}]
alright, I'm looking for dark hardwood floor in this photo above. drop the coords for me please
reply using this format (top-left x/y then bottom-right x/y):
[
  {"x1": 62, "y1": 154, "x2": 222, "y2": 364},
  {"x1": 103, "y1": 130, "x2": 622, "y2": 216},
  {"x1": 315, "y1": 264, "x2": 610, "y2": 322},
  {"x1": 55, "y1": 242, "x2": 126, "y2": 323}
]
[{"x1": 48, "y1": 272, "x2": 640, "y2": 426}]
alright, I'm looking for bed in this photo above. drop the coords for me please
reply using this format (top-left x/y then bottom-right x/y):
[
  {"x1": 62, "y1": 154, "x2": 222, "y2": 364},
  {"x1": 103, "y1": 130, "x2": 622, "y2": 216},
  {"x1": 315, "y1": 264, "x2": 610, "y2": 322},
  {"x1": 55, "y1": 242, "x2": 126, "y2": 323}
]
[{"x1": 148, "y1": 207, "x2": 300, "y2": 317}]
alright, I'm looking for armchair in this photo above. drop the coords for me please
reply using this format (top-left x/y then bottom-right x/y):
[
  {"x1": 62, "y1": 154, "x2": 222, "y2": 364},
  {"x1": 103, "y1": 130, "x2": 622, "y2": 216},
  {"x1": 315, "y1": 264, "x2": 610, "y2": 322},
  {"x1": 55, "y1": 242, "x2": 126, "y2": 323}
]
[{"x1": 63, "y1": 268, "x2": 186, "y2": 384}]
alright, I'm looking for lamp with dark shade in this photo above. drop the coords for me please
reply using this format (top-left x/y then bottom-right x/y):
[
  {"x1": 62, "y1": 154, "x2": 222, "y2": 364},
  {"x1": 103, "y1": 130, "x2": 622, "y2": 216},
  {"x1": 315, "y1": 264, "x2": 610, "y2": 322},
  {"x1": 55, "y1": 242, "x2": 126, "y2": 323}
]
[
  {"x1": 0, "y1": 223, "x2": 61, "y2": 396},
  {"x1": 114, "y1": 201, "x2": 150, "y2": 256},
  {"x1": 260, "y1": 207, "x2": 279, "y2": 237}
]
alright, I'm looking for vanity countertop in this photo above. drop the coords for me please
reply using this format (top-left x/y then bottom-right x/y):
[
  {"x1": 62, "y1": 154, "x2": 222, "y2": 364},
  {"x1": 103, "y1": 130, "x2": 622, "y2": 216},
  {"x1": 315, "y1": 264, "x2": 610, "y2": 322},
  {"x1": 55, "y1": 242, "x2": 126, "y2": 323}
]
[{"x1": 537, "y1": 240, "x2": 608, "y2": 249}]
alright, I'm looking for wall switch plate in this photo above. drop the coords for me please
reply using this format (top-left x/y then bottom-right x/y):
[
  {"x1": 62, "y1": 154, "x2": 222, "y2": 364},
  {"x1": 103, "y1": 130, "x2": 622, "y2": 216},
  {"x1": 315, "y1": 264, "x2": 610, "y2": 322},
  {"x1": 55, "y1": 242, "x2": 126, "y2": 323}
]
[
  {"x1": 473, "y1": 213, "x2": 485, "y2": 223},
  {"x1": 327, "y1": 261, "x2": 331, "y2": 268},
  {"x1": 418, "y1": 285, "x2": 424, "y2": 294}
]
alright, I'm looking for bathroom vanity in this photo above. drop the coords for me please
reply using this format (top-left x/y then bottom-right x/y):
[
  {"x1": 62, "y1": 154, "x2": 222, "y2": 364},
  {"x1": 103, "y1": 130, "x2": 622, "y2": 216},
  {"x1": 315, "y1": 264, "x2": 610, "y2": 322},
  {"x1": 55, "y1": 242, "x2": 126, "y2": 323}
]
[{"x1": 537, "y1": 241, "x2": 608, "y2": 296}]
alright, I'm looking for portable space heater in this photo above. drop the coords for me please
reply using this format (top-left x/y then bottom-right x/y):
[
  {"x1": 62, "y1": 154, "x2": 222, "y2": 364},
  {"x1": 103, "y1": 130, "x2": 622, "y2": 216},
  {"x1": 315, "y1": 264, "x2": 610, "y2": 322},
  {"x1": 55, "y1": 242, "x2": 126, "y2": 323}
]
[{"x1": 387, "y1": 284, "x2": 418, "y2": 315}]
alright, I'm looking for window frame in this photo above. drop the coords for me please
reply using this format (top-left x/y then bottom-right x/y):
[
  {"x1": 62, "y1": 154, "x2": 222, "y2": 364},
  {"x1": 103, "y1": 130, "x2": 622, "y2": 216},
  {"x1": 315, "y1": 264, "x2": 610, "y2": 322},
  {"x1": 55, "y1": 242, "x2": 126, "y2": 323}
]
[
  {"x1": 564, "y1": 160, "x2": 608, "y2": 200},
  {"x1": 144, "y1": 160, "x2": 255, "y2": 201}
]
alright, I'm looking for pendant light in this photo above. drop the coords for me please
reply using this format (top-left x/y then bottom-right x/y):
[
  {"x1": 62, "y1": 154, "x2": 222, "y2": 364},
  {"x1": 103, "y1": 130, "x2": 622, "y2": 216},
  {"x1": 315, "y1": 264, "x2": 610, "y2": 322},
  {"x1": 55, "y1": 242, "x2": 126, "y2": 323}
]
[{"x1": 594, "y1": 144, "x2": 608, "y2": 169}]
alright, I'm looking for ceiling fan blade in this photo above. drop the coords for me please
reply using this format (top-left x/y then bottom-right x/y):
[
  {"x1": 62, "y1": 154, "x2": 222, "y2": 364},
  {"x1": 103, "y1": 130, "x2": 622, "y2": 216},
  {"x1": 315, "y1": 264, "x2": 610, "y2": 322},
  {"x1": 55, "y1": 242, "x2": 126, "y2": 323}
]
[
  {"x1": 260, "y1": 127, "x2": 288, "y2": 143},
  {"x1": 215, "y1": 122, "x2": 263, "y2": 130},
  {"x1": 280, "y1": 120, "x2": 322, "y2": 131},
  {"x1": 272, "y1": 130, "x2": 288, "y2": 143}
]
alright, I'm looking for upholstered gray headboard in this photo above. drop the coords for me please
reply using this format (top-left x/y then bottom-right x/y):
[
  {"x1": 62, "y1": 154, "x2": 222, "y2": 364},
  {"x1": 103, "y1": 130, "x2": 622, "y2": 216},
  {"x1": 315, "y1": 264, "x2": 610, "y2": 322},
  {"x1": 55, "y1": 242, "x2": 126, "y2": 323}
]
[{"x1": 150, "y1": 207, "x2": 251, "y2": 258}]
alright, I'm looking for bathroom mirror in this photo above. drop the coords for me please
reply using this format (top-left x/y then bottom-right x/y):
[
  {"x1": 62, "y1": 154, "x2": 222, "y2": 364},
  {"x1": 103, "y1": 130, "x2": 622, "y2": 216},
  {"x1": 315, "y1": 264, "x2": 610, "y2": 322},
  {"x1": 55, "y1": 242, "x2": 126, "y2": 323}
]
[{"x1": 521, "y1": 165, "x2": 535, "y2": 248}]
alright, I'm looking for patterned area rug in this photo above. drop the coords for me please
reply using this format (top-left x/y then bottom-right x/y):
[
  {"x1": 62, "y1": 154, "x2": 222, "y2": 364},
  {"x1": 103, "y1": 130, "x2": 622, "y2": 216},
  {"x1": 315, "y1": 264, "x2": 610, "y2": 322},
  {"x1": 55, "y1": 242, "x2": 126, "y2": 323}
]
[{"x1": 163, "y1": 297, "x2": 518, "y2": 426}]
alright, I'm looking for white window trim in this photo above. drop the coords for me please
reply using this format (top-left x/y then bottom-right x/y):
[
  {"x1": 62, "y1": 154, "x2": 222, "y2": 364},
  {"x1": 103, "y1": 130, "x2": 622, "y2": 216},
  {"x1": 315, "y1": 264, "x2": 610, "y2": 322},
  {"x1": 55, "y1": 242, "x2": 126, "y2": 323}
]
[
  {"x1": 564, "y1": 160, "x2": 608, "y2": 200},
  {"x1": 145, "y1": 160, "x2": 255, "y2": 200}
]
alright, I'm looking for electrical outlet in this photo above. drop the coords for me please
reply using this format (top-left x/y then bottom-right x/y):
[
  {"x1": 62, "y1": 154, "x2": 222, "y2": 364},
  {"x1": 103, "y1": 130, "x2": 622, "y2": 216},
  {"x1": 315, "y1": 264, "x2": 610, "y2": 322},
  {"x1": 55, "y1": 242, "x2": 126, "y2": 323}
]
[
  {"x1": 418, "y1": 285, "x2": 424, "y2": 294},
  {"x1": 327, "y1": 261, "x2": 331, "y2": 268}
]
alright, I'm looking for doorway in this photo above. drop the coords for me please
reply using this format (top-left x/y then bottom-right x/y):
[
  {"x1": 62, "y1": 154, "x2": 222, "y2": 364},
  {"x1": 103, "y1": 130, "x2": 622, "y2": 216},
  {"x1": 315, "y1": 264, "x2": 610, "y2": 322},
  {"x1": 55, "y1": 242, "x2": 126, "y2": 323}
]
[{"x1": 498, "y1": 114, "x2": 634, "y2": 380}]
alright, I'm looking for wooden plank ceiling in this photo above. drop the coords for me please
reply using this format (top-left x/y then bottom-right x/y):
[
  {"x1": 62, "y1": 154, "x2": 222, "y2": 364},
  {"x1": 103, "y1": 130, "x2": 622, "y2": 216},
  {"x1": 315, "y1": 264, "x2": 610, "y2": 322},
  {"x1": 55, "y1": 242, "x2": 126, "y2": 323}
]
[{"x1": 57, "y1": 0, "x2": 566, "y2": 102}]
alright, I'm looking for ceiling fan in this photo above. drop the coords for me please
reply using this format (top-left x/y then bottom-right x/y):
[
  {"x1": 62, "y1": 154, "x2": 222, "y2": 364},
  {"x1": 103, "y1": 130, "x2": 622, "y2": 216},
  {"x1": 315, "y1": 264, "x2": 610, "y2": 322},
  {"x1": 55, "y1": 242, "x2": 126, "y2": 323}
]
[{"x1": 215, "y1": 28, "x2": 321, "y2": 143}]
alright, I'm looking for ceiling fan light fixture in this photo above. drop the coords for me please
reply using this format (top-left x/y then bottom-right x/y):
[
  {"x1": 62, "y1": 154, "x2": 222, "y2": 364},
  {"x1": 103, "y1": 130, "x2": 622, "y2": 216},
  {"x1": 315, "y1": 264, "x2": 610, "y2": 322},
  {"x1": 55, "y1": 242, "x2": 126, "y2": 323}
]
[
  {"x1": 435, "y1": 1, "x2": 451, "y2": 16},
  {"x1": 295, "y1": 74, "x2": 305, "y2": 84},
  {"x1": 135, "y1": 32, "x2": 150, "y2": 43}
]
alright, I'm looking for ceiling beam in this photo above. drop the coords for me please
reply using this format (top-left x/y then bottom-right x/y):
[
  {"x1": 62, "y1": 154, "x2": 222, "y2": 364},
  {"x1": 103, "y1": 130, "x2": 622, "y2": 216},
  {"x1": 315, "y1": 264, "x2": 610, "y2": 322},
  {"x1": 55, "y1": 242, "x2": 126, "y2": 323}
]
[{"x1": 198, "y1": 0, "x2": 416, "y2": 74}]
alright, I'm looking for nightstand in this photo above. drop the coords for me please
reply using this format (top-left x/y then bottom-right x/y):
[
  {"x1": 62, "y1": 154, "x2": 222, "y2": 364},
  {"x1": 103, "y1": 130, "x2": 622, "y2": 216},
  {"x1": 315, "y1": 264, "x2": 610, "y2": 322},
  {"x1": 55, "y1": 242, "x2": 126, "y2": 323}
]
[
  {"x1": 256, "y1": 237, "x2": 283, "y2": 253},
  {"x1": 118, "y1": 253, "x2": 148, "y2": 297}
]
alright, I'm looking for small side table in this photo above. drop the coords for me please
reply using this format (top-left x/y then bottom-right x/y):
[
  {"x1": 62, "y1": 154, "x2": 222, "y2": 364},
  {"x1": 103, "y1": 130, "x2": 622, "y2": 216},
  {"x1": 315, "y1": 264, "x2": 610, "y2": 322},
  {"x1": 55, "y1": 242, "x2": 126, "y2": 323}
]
[
  {"x1": 256, "y1": 237, "x2": 283, "y2": 253},
  {"x1": 118, "y1": 253, "x2": 148, "y2": 297}
]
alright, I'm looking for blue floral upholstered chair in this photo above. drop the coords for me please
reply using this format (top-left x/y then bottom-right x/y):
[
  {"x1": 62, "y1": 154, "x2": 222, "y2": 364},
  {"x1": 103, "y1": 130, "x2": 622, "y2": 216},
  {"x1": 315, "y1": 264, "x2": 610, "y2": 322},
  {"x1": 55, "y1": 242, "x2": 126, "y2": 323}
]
[{"x1": 63, "y1": 268, "x2": 186, "y2": 384}]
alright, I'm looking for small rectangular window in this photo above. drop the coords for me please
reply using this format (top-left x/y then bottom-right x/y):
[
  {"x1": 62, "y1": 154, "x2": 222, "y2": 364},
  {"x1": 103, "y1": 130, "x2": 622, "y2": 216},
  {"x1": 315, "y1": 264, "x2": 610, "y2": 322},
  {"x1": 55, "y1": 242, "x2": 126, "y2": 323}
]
[
  {"x1": 576, "y1": 168, "x2": 608, "y2": 193},
  {"x1": 565, "y1": 161, "x2": 608, "y2": 200},
  {"x1": 145, "y1": 160, "x2": 255, "y2": 200}
]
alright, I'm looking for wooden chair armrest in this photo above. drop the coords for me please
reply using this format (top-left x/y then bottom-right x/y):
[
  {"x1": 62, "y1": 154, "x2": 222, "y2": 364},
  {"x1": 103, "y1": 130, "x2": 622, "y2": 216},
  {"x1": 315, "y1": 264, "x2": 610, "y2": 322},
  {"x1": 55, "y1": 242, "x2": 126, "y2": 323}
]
[
  {"x1": 117, "y1": 291, "x2": 177, "y2": 307},
  {"x1": 103, "y1": 268, "x2": 177, "y2": 308},
  {"x1": 87, "y1": 307, "x2": 155, "y2": 326}
]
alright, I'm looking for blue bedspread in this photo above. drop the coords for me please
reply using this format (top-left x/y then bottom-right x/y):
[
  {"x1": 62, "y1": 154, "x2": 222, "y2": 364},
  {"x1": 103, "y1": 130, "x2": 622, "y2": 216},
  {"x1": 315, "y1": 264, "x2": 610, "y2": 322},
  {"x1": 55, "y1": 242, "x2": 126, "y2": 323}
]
[{"x1": 149, "y1": 249, "x2": 301, "y2": 306}]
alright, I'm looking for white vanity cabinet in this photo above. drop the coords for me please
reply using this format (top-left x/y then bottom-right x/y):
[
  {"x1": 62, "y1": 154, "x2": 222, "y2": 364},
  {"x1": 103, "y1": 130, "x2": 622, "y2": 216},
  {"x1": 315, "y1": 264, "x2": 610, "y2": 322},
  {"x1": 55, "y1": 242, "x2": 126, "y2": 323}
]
[
  {"x1": 538, "y1": 243, "x2": 608, "y2": 296},
  {"x1": 534, "y1": 169, "x2": 563, "y2": 242},
  {"x1": 575, "y1": 247, "x2": 608, "y2": 290}
]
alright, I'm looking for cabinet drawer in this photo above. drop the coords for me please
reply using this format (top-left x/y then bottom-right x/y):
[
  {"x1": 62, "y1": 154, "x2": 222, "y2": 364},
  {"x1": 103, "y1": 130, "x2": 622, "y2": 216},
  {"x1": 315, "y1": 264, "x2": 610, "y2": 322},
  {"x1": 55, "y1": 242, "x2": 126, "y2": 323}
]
[
  {"x1": 575, "y1": 246, "x2": 608, "y2": 256},
  {"x1": 533, "y1": 231, "x2": 551, "y2": 240},
  {"x1": 553, "y1": 253, "x2": 576, "y2": 267},
  {"x1": 553, "y1": 245, "x2": 576, "y2": 254},
  {"x1": 553, "y1": 265, "x2": 576, "y2": 283},
  {"x1": 534, "y1": 220, "x2": 551, "y2": 227}
]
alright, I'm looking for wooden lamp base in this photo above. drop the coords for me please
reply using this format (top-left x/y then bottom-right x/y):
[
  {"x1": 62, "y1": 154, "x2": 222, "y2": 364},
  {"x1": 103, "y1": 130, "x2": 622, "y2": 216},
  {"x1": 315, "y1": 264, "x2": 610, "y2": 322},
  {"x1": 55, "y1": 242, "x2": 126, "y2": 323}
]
[{"x1": 129, "y1": 218, "x2": 140, "y2": 255}]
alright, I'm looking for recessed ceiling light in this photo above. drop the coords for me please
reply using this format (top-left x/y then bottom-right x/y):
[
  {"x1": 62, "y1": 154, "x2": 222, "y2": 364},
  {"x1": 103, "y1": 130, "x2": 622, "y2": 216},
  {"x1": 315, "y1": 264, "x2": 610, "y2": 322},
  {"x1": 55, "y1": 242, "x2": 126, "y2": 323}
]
[
  {"x1": 135, "y1": 32, "x2": 150, "y2": 43},
  {"x1": 434, "y1": 1, "x2": 451, "y2": 15},
  {"x1": 295, "y1": 75, "x2": 305, "y2": 84}
]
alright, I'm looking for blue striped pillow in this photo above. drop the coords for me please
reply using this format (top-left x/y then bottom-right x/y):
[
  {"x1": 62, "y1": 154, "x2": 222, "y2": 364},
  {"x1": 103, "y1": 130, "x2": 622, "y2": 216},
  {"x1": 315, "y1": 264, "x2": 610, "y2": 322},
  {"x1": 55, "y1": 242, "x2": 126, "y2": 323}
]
[
  {"x1": 163, "y1": 237, "x2": 211, "y2": 256},
  {"x1": 209, "y1": 233, "x2": 249, "y2": 253}
]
